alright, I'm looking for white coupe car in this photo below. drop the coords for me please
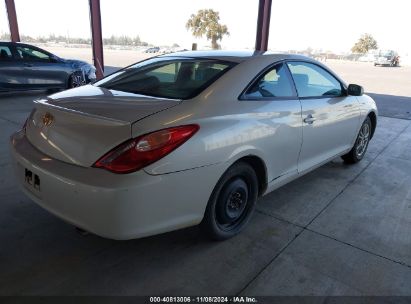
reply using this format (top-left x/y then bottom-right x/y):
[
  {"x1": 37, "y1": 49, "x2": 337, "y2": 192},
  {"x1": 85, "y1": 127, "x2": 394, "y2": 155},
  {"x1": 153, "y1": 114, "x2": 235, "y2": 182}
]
[{"x1": 10, "y1": 51, "x2": 377, "y2": 240}]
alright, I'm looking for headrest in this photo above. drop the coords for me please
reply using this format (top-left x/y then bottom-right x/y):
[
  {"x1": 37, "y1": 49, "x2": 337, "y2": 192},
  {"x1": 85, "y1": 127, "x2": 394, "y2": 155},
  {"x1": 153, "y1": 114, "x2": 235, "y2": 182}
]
[{"x1": 0, "y1": 49, "x2": 9, "y2": 59}]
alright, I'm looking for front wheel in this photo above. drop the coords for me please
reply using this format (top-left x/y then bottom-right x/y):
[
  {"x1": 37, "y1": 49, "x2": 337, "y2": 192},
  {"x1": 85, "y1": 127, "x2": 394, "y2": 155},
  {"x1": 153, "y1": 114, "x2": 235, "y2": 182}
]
[
  {"x1": 68, "y1": 71, "x2": 86, "y2": 89},
  {"x1": 342, "y1": 117, "x2": 372, "y2": 164},
  {"x1": 201, "y1": 162, "x2": 259, "y2": 240}
]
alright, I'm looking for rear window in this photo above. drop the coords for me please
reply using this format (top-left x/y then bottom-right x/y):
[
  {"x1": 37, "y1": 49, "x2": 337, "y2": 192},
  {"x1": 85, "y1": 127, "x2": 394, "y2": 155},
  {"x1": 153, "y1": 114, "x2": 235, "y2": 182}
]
[{"x1": 96, "y1": 57, "x2": 235, "y2": 100}]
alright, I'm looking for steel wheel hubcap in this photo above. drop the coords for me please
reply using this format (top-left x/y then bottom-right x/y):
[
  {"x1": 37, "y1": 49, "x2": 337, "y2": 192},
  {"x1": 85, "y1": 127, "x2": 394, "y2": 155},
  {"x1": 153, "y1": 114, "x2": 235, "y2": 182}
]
[
  {"x1": 216, "y1": 178, "x2": 249, "y2": 227},
  {"x1": 226, "y1": 188, "x2": 247, "y2": 219}
]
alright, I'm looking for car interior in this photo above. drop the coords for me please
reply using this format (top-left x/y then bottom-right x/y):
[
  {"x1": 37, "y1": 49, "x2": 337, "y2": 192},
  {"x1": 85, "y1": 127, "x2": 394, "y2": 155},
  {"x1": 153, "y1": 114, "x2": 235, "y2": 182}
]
[
  {"x1": 0, "y1": 48, "x2": 12, "y2": 59},
  {"x1": 245, "y1": 64, "x2": 294, "y2": 98},
  {"x1": 99, "y1": 60, "x2": 232, "y2": 99}
]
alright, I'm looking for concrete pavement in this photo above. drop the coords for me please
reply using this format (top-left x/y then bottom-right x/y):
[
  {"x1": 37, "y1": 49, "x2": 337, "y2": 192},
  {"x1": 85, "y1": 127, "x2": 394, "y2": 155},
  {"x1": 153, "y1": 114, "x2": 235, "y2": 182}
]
[{"x1": 0, "y1": 92, "x2": 411, "y2": 295}]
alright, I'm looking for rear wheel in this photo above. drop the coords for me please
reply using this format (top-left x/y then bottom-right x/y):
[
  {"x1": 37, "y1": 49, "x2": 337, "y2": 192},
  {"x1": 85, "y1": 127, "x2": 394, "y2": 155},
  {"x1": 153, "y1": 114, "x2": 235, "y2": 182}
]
[
  {"x1": 342, "y1": 117, "x2": 372, "y2": 164},
  {"x1": 201, "y1": 162, "x2": 258, "y2": 240}
]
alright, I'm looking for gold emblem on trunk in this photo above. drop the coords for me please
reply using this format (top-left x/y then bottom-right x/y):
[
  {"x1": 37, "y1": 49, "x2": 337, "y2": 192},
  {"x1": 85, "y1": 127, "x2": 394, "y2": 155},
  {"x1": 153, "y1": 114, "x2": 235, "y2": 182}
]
[{"x1": 42, "y1": 112, "x2": 54, "y2": 127}]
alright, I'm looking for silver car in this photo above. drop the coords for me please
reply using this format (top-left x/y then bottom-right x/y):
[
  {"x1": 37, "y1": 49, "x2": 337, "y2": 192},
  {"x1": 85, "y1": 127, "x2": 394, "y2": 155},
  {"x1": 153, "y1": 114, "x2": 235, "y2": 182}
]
[
  {"x1": 10, "y1": 51, "x2": 377, "y2": 240},
  {"x1": 374, "y1": 50, "x2": 400, "y2": 67}
]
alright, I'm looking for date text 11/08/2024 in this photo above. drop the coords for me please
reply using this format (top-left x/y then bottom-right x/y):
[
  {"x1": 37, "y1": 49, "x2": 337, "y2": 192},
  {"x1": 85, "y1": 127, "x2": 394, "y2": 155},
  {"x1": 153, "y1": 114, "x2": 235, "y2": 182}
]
[{"x1": 149, "y1": 297, "x2": 257, "y2": 303}]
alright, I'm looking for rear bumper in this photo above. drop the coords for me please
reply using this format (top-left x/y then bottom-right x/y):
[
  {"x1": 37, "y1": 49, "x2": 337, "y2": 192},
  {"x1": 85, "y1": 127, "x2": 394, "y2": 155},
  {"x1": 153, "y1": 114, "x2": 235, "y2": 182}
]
[
  {"x1": 375, "y1": 59, "x2": 392, "y2": 65},
  {"x1": 9, "y1": 131, "x2": 223, "y2": 240}
]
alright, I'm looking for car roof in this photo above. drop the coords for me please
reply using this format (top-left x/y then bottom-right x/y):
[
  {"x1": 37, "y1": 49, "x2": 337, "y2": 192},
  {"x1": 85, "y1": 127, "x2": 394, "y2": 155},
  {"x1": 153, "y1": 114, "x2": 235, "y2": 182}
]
[
  {"x1": 159, "y1": 50, "x2": 310, "y2": 63},
  {"x1": 0, "y1": 41, "x2": 18, "y2": 44},
  {"x1": 0, "y1": 41, "x2": 33, "y2": 46},
  {"x1": 160, "y1": 50, "x2": 347, "y2": 87}
]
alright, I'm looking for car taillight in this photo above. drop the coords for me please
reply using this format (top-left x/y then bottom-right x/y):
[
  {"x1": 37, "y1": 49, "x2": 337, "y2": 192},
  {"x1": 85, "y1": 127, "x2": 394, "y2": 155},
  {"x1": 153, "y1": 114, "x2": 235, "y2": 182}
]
[{"x1": 93, "y1": 124, "x2": 199, "y2": 174}]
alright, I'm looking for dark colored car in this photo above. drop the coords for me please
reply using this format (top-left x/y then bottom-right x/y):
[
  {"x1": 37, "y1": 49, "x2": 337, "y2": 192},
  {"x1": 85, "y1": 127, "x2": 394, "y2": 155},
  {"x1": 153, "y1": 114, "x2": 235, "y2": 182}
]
[
  {"x1": 144, "y1": 47, "x2": 160, "y2": 53},
  {"x1": 0, "y1": 42, "x2": 96, "y2": 92}
]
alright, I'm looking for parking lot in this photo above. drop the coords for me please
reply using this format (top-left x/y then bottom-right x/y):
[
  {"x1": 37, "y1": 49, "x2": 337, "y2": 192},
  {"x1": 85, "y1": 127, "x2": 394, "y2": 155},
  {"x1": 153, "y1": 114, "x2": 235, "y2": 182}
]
[{"x1": 1, "y1": 62, "x2": 411, "y2": 296}]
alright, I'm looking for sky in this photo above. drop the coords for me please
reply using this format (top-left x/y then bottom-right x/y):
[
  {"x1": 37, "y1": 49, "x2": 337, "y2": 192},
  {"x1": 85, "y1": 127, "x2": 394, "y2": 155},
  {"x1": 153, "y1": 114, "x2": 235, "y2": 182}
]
[{"x1": 1, "y1": 0, "x2": 410, "y2": 54}]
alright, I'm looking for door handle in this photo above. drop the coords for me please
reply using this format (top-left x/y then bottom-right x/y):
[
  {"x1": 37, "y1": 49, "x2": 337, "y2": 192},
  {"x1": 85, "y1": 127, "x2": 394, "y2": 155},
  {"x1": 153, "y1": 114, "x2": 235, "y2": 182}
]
[{"x1": 303, "y1": 114, "x2": 316, "y2": 124}]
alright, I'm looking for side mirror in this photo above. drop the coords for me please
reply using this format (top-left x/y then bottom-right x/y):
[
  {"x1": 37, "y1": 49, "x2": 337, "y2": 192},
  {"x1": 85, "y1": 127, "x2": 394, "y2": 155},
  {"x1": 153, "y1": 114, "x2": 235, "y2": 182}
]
[{"x1": 347, "y1": 84, "x2": 364, "y2": 96}]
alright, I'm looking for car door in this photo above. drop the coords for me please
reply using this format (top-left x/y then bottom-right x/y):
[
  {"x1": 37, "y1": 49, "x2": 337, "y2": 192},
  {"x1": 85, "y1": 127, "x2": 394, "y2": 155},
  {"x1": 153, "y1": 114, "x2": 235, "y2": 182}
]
[
  {"x1": 241, "y1": 62, "x2": 302, "y2": 180},
  {"x1": 286, "y1": 61, "x2": 361, "y2": 173},
  {"x1": 15, "y1": 45, "x2": 67, "y2": 89},
  {"x1": 0, "y1": 43, "x2": 26, "y2": 91}
]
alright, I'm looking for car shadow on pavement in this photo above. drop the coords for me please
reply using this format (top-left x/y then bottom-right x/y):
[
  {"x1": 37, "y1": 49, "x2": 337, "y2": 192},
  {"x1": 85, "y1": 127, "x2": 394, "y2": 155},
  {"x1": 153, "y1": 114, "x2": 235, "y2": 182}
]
[{"x1": 367, "y1": 92, "x2": 411, "y2": 120}]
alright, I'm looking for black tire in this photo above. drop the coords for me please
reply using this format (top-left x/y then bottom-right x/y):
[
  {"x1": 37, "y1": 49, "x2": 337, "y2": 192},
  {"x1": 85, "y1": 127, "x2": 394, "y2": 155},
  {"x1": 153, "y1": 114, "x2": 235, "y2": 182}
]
[
  {"x1": 342, "y1": 117, "x2": 372, "y2": 164},
  {"x1": 201, "y1": 162, "x2": 259, "y2": 241},
  {"x1": 68, "y1": 71, "x2": 86, "y2": 89}
]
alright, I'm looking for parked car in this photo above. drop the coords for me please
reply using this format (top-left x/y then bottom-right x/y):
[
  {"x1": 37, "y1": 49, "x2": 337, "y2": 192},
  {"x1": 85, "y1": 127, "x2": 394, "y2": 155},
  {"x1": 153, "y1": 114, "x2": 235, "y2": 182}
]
[
  {"x1": 10, "y1": 51, "x2": 377, "y2": 240},
  {"x1": 161, "y1": 48, "x2": 189, "y2": 54},
  {"x1": 0, "y1": 41, "x2": 96, "y2": 92},
  {"x1": 374, "y1": 50, "x2": 400, "y2": 66},
  {"x1": 144, "y1": 47, "x2": 160, "y2": 53}
]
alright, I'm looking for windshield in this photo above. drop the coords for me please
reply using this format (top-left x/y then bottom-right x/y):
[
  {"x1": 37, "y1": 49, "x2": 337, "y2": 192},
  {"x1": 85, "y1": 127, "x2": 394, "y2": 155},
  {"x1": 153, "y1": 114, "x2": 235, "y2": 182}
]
[
  {"x1": 95, "y1": 57, "x2": 235, "y2": 100},
  {"x1": 379, "y1": 50, "x2": 394, "y2": 57}
]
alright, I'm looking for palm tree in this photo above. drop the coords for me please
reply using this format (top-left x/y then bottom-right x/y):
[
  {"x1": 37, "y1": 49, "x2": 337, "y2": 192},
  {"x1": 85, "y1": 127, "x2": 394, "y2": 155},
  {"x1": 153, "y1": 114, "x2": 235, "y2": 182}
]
[{"x1": 186, "y1": 9, "x2": 229, "y2": 50}]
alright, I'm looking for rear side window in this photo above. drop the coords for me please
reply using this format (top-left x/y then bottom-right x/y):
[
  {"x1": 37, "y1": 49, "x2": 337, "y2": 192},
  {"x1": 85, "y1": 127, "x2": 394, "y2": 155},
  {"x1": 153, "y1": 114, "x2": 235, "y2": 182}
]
[
  {"x1": 287, "y1": 62, "x2": 343, "y2": 98},
  {"x1": 96, "y1": 57, "x2": 235, "y2": 100},
  {"x1": 0, "y1": 46, "x2": 12, "y2": 60},
  {"x1": 244, "y1": 63, "x2": 295, "y2": 99}
]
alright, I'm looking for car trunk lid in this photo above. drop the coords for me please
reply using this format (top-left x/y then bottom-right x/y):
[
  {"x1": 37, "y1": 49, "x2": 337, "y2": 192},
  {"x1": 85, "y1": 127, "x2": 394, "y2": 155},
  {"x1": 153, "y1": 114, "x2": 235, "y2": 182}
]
[{"x1": 25, "y1": 85, "x2": 181, "y2": 167}]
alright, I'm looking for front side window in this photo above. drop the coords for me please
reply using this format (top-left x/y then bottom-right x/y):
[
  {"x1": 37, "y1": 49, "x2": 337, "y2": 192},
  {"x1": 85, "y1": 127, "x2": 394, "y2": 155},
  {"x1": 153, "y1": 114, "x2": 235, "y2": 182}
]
[
  {"x1": 287, "y1": 62, "x2": 343, "y2": 98},
  {"x1": 244, "y1": 63, "x2": 295, "y2": 99},
  {"x1": 16, "y1": 46, "x2": 50, "y2": 61},
  {"x1": 96, "y1": 57, "x2": 235, "y2": 100}
]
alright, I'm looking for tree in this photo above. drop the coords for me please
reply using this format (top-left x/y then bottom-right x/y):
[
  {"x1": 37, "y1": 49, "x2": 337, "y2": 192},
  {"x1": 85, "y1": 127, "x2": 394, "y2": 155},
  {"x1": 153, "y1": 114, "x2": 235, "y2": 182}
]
[
  {"x1": 133, "y1": 35, "x2": 141, "y2": 46},
  {"x1": 186, "y1": 9, "x2": 229, "y2": 50},
  {"x1": 351, "y1": 34, "x2": 378, "y2": 54}
]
